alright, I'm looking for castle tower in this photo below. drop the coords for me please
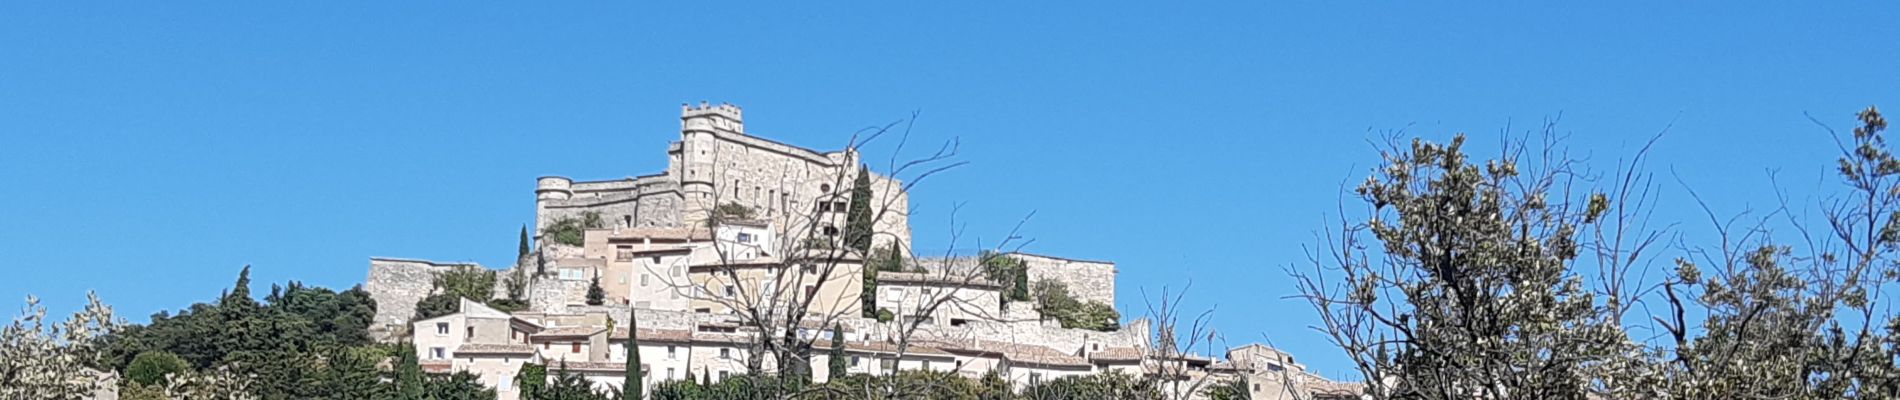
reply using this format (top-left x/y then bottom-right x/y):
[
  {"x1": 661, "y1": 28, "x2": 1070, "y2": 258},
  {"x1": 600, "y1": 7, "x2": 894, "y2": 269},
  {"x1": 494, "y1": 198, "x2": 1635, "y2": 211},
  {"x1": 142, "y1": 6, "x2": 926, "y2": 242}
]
[
  {"x1": 676, "y1": 102, "x2": 744, "y2": 226},
  {"x1": 533, "y1": 176, "x2": 574, "y2": 239}
]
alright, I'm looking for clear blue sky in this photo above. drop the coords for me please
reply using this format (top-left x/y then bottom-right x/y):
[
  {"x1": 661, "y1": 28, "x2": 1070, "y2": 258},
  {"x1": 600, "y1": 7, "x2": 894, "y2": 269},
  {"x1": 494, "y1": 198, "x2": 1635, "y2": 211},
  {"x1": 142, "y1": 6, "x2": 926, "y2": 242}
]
[{"x1": 3, "y1": 2, "x2": 1897, "y2": 380}]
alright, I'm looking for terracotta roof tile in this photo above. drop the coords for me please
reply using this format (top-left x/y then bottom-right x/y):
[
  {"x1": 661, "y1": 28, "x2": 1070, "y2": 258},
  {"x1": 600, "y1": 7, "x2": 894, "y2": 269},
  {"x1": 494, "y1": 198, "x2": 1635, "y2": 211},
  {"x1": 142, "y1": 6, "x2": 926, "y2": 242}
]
[
  {"x1": 455, "y1": 343, "x2": 536, "y2": 355},
  {"x1": 1090, "y1": 347, "x2": 1143, "y2": 362}
]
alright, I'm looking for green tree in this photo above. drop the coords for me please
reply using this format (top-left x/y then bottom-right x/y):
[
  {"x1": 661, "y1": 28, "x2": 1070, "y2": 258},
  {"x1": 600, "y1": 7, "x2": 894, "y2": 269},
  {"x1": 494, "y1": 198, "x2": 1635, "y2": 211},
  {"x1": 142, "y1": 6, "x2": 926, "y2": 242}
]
[
  {"x1": 542, "y1": 362, "x2": 612, "y2": 400},
  {"x1": 586, "y1": 276, "x2": 607, "y2": 306},
  {"x1": 425, "y1": 372, "x2": 497, "y2": 400},
  {"x1": 124, "y1": 350, "x2": 189, "y2": 387},
  {"x1": 1031, "y1": 280, "x2": 1119, "y2": 332},
  {"x1": 845, "y1": 164, "x2": 876, "y2": 253},
  {"x1": 980, "y1": 253, "x2": 1030, "y2": 302},
  {"x1": 395, "y1": 345, "x2": 424, "y2": 400},
  {"x1": 546, "y1": 212, "x2": 605, "y2": 247},
  {"x1": 520, "y1": 224, "x2": 533, "y2": 258},
  {"x1": 517, "y1": 363, "x2": 548, "y2": 399},
  {"x1": 827, "y1": 324, "x2": 847, "y2": 380},
  {"x1": 623, "y1": 309, "x2": 644, "y2": 400},
  {"x1": 1204, "y1": 377, "x2": 1251, "y2": 400}
]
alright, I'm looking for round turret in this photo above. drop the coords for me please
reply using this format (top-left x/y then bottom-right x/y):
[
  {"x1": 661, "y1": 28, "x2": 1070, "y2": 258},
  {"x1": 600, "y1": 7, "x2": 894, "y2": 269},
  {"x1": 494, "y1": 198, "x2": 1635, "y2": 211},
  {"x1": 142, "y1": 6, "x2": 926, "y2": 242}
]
[{"x1": 536, "y1": 176, "x2": 574, "y2": 200}]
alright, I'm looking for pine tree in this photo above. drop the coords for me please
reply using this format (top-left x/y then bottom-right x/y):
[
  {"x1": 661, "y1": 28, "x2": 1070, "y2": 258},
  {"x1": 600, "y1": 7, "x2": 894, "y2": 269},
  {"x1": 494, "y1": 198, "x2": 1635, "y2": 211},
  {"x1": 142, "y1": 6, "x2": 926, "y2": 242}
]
[
  {"x1": 623, "y1": 308, "x2": 644, "y2": 400},
  {"x1": 844, "y1": 164, "x2": 875, "y2": 253},
  {"x1": 520, "y1": 225, "x2": 532, "y2": 258},
  {"x1": 223, "y1": 265, "x2": 255, "y2": 308},
  {"x1": 827, "y1": 324, "x2": 847, "y2": 379},
  {"x1": 586, "y1": 276, "x2": 607, "y2": 306}
]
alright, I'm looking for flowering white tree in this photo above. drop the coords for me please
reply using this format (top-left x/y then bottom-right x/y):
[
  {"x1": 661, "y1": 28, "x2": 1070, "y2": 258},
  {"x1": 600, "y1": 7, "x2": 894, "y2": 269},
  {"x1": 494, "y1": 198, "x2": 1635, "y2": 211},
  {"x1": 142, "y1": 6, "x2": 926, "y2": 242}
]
[{"x1": 0, "y1": 292, "x2": 125, "y2": 400}]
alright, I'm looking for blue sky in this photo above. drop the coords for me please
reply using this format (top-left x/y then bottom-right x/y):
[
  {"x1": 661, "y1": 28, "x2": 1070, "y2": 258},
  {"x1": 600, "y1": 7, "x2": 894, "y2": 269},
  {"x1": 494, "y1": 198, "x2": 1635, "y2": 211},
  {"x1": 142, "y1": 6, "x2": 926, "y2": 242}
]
[{"x1": 3, "y1": 2, "x2": 1898, "y2": 379}]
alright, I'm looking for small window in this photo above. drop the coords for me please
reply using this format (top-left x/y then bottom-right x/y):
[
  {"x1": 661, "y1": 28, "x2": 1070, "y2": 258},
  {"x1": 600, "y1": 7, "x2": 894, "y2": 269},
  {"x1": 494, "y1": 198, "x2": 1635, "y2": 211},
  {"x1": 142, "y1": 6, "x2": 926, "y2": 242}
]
[
  {"x1": 572, "y1": 343, "x2": 582, "y2": 353},
  {"x1": 436, "y1": 323, "x2": 449, "y2": 335},
  {"x1": 466, "y1": 326, "x2": 474, "y2": 338},
  {"x1": 719, "y1": 371, "x2": 729, "y2": 380},
  {"x1": 737, "y1": 233, "x2": 753, "y2": 243},
  {"x1": 641, "y1": 275, "x2": 650, "y2": 287},
  {"x1": 805, "y1": 285, "x2": 817, "y2": 298},
  {"x1": 668, "y1": 345, "x2": 677, "y2": 358},
  {"x1": 922, "y1": 360, "x2": 931, "y2": 369},
  {"x1": 720, "y1": 348, "x2": 731, "y2": 359},
  {"x1": 724, "y1": 285, "x2": 736, "y2": 297},
  {"x1": 652, "y1": 256, "x2": 662, "y2": 263},
  {"x1": 820, "y1": 184, "x2": 831, "y2": 193},
  {"x1": 668, "y1": 367, "x2": 676, "y2": 379},
  {"x1": 851, "y1": 356, "x2": 861, "y2": 366},
  {"x1": 823, "y1": 226, "x2": 839, "y2": 236},
  {"x1": 430, "y1": 347, "x2": 445, "y2": 359}
]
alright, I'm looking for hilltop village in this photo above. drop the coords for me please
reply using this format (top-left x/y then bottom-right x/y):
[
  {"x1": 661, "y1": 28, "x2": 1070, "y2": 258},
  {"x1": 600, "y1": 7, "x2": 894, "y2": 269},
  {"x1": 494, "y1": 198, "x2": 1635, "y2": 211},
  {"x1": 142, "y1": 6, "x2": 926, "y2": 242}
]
[{"x1": 363, "y1": 103, "x2": 1357, "y2": 399}]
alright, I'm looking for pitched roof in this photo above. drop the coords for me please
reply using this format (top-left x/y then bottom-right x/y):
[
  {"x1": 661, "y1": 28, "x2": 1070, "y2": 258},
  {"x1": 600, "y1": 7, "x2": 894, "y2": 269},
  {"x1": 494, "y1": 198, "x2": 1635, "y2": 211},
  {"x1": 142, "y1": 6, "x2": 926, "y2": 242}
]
[
  {"x1": 1090, "y1": 347, "x2": 1144, "y2": 363},
  {"x1": 420, "y1": 360, "x2": 453, "y2": 373},
  {"x1": 532, "y1": 327, "x2": 605, "y2": 339},
  {"x1": 876, "y1": 272, "x2": 1002, "y2": 289},
  {"x1": 557, "y1": 361, "x2": 635, "y2": 373},
  {"x1": 609, "y1": 327, "x2": 694, "y2": 343},
  {"x1": 460, "y1": 299, "x2": 514, "y2": 320},
  {"x1": 455, "y1": 343, "x2": 536, "y2": 355},
  {"x1": 923, "y1": 340, "x2": 1091, "y2": 368}
]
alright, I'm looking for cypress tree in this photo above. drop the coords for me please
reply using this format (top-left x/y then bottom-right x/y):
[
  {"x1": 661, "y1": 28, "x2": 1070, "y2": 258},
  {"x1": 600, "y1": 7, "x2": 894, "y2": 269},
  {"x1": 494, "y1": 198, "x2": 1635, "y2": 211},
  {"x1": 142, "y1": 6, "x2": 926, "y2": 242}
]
[
  {"x1": 844, "y1": 164, "x2": 875, "y2": 253},
  {"x1": 624, "y1": 309, "x2": 643, "y2": 400},
  {"x1": 397, "y1": 346, "x2": 424, "y2": 400},
  {"x1": 519, "y1": 225, "x2": 532, "y2": 258},
  {"x1": 827, "y1": 324, "x2": 847, "y2": 379}
]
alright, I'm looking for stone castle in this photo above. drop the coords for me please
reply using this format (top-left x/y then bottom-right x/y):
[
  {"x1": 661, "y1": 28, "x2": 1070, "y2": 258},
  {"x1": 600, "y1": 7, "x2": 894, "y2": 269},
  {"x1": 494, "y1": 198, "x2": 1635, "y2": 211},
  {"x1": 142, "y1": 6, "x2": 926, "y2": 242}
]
[{"x1": 363, "y1": 103, "x2": 1356, "y2": 400}]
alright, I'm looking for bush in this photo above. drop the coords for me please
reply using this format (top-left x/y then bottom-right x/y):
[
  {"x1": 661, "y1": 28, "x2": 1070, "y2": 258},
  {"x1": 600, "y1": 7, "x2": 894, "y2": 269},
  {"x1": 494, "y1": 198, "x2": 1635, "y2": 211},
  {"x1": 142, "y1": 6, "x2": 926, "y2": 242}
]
[
  {"x1": 125, "y1": 350, "x2": 189, "y2": 386},
  {"x1": 713, "y1": 202, "x2": 755, "y2": 222},
  {"x1": 1034, "y1": 279, "x2": 1120, "y2": 332},
  {"x1": 875, "y1": 308, "x2": 895, "y2": 323},
  {"x1": 545, "y1": 211, "x2": 604, "y2": 246}
]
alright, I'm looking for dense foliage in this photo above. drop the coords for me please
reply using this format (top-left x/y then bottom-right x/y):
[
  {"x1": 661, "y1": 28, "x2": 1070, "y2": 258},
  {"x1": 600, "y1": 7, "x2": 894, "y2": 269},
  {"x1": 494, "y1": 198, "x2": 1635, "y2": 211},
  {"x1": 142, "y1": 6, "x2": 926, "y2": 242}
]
[
  {"x1": 1030, "y1": 279, "x2": 1120, "y2": 332},
  {"x1": 79, "y1": 266, "x2": 493, "y2": 400},
  {"x1": 547, "y1": 211, "x2": 606, "y2": 246},
  {"x1": 980, "y1": 253, "x2": 1031, "y2": 302}
]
